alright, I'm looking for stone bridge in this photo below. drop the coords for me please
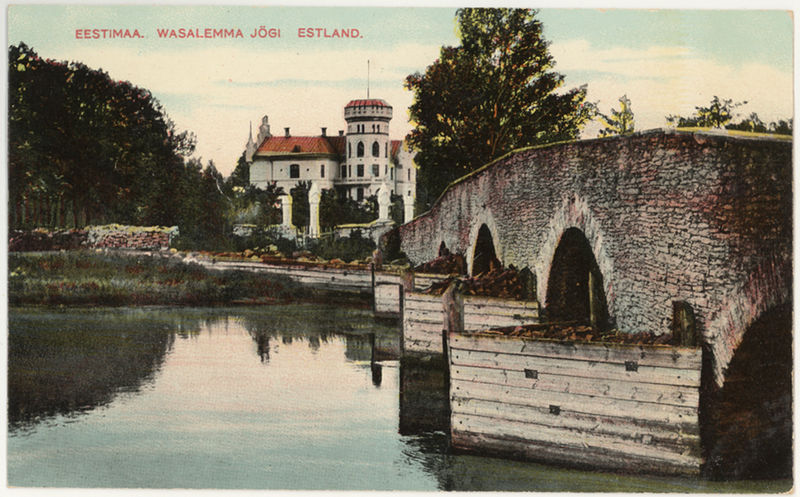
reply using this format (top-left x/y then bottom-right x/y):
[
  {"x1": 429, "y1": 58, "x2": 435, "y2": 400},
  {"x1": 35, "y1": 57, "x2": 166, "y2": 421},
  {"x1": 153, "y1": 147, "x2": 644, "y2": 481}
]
[{"x1": 395, "y1": 129, "x2": 791, "y2": 394}]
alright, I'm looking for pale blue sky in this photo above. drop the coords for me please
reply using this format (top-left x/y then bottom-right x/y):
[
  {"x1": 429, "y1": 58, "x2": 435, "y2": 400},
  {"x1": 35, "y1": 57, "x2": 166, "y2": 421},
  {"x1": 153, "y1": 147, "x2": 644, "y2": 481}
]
[{"x1": 6, "y1": 4, "x2": 795, "y2": 175}]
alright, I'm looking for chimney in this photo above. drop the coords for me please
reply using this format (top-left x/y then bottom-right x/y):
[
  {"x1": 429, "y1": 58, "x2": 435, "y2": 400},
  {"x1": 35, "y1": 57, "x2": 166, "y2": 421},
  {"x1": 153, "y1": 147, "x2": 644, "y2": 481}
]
[
  {"x1": 321, "y1": 127, "x2": 327, "y2": 136},
  {"x1": 338, "y1": 130, "x2": 344, "y2": 136},
  {"x1": 284, "y1": 127, "x2": 290, "y2": 138}
]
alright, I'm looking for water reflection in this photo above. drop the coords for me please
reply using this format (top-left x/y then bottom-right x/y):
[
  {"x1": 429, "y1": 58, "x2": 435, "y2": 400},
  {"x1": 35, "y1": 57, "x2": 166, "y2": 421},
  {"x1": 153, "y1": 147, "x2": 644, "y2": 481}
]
[
  {"x1": 399, "y1": 358, "x2": 450, "y2": 436},
  {"x1": 7, "y1": 305, "x2": 792, "y2": 492},
  {"x1": 8, "y1": 307, "x2": 188, "y2": 430}
]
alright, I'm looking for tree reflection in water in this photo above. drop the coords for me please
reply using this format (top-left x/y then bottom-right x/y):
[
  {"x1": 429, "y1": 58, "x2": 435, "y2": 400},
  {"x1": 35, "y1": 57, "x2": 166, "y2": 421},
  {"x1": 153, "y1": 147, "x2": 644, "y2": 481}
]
[{"x1": 7, "y1": 308, "x2": 214, "y2": 430}]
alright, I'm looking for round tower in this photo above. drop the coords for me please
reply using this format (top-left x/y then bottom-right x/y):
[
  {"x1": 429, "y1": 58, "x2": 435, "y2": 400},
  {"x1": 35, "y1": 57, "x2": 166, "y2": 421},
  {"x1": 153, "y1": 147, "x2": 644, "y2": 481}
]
[{"x1": 344, "y1": 99, "x2": 393, "y2": 200}]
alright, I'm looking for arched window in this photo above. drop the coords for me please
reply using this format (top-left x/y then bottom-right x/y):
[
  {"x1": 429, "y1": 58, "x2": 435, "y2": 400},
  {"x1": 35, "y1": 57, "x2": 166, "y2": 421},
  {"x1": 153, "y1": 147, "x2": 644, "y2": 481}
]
[
  {"x1": 372, "y1": 141, "x2": 380, "y2": 157},
  {"x1": 348, "y1": 143, "x2": 351, "y2": 158},
  {"x1": 357, "y1": 141, "x2": 364, "y2": 157}
]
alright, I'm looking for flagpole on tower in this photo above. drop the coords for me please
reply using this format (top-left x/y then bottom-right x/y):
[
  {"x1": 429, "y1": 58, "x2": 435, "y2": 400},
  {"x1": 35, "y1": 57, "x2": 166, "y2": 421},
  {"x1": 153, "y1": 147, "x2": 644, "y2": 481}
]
[{"x1": 367, "y1": 59, "x2": 370, "y2": 99}]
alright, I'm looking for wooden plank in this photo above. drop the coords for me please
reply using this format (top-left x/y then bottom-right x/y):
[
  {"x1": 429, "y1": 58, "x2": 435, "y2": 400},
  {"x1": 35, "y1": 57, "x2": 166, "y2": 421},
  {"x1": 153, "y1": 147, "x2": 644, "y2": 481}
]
[
  {"x1": 463, "y1": 309, "x2": 539, "y2": 321},
  {"x1": 404, "y1": 323, "x2": 443, "y2": 344},
  {"x1": 450, "y1": 334, "x2": 701, "y2": 370},
  {"x1": 453, "y1": 414, "x2": 701, "y2": 471},
  {"x1": 451, "y1": 430, "x2": 700, "y2": 477},
  {"x1": 404, "y1": 338, "x2": 442, "y2": 355},
  {"x1": 463, "y1": 295, "x2": 538, "y2": 307},
  {"x1": 374, "y1": 273, "x2": 403, "y2": 285},
  {"x1": 450, "y1": 378, "x2": 698, "y2": 428},
  {"x1": 463, "y1": 315, "x2": 540, "y2": 330},
  {"x1": 404, "y1": 293, "x2": 442, "y2": 308},
  {"x1": 451, "y1": 396, "x2": 700, "y2": 446},
  {"x1": 403, "y1": 310, "x2": 443, "y2": 325},
  {"x1": 451, "y1": 364, "x2": 699, "y2": 407},
  {"x1": 449, "y1": 347, "x2": 700, "y2": 387}
]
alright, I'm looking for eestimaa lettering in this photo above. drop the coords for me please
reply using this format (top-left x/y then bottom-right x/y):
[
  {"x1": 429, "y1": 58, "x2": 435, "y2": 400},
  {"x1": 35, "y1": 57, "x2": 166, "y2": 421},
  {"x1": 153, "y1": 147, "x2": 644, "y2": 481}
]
[
  {"x1": 156, "y1": 28, "x2": 246, "y2": 39},
  {"x1": 297, "y1": 27, "x2": 361, "y2": 38},
  {"x1": 75, "y1": 28, "x2": 144, "y2": 39}
]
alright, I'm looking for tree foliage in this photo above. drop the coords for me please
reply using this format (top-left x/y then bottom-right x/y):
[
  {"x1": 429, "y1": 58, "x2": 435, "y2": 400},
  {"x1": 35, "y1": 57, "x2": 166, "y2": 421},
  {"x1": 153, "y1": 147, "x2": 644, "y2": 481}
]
[
  {"x1": 7, "y1": 43, "x2": 216, "y2": 234},
  {"x1": 598, "y1": 95, "x2": 635, "y2": 137},
  {"x1": 666, "y1": 95, "x2": 792, "y2": 135},
  {"x1": 666, "y1": 96, "x2": 746, "y2": 128},
  {"x1": 405, "y1": 8, "x2": 594, "y2": 209},
  {"x1": 319, "y1": 189, "x2": 377, "y2": 232}
]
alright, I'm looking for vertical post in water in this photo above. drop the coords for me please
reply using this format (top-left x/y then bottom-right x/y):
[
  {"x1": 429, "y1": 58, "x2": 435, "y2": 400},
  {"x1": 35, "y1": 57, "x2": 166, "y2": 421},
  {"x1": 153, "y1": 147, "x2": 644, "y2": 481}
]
[
  {"x1": 370, "y1": 263, "x2": 376, "y2": 312},
  {"x1": 441, "y1": 280, "x2": 463, "y2": 435}
]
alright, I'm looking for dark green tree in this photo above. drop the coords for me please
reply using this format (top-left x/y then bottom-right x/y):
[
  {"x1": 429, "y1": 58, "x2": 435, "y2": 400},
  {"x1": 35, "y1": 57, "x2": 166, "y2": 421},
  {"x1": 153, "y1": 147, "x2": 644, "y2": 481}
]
[
  {"x1": 319, "y1": 189, "x2": 377, "y2": 232},
  {"x1": 405, "y1": 8, "x2": 594, "y2": 209},
  {"x1": 666, "y1": 96, "x2": 746, "y2": 128},
  {"x1": 290, "y1": 181, "x2": 310, "y2": 230},
  {"x1": 768, "y1": 119, "x2": 793, "y2": 135},
  {"x1": 598, "y1": 95, "x2": 635, "y2": 137}
]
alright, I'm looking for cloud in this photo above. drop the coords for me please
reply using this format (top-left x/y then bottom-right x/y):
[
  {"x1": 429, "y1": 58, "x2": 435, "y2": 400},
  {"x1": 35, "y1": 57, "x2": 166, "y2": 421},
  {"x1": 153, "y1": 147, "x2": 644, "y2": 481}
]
[
  {"x1": 42, "y1": 42, "x2": 442, "y2": 174},
  {"x1": 551, "y1": 40, "x2": 794, "y2": 134}
]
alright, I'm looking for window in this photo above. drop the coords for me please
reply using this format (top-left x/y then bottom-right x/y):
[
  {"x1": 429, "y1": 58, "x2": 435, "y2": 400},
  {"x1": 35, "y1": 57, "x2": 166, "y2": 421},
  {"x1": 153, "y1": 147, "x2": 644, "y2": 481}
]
[
  {"x1": 349, "y1": 165, "x2": 352, "y2": 177},
  {"x1": 357, "y1": 164, "x2": 364, "y2": 177},
  {"x1": 348, "y1": 143, "x2": 351, "y2": 158},
  {"x1": 372, "y1": 141, "x2": 380, "y2": 157},
  {"x1": 384, "y1": 164, "x2": 388, "y2": 175},
  {"x1": 290, "y1": 164, "x2": 300, "y2": 179},
  {"x1": 357, "y1": 141, "x2": 364, "y2": 157},
  {"x1": 385, "y1": 143, "x2": 388, "y2": 158},
  {"x1": 341, "y1": 164, "x2": 347, "y2": 178},
  {"x1": 320, "y1": 164, "x2": 325, "y2": 178},
  {"x1": 357, "y1": 187, "x2": 364, "y2": 201},
  {"x1": 372, "y1": 164, "x2": 379, "y2": 177},
  {"x1": 407, "y1": 169, "x2": 411, "y2": 181},
  {"x1": 390, "y1": 167, "x2": 394, "y2": 180}
]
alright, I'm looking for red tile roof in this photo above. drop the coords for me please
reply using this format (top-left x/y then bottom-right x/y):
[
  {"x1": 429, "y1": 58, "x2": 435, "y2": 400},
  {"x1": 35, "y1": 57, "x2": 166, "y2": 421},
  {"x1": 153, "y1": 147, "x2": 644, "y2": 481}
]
[
  {"x1": 326, "y1": 135, "x2": 346, "y2": 156},
  {"x1": 345, "y1": 98, "x2": 390, "y2": 108},
  {"x1": 255, "y1": 134, "x2": 403, "y2": 159},
  {"x1": 256, "y1": 136, "x2": 339, "y2": 155},
  {"x1": 391, "y1": 140, "x2": 402, "y2": 157}
]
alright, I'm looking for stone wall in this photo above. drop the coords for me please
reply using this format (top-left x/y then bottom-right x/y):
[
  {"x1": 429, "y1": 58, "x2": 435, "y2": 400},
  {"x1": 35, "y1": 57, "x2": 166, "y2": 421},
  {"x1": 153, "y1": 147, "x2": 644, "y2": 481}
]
[
  {"x1": 395, "y1": 129, "x2": 792, "y2": 386},
  {"x1": 87, "y1": 224, "x2": 179, "y2": 250}
]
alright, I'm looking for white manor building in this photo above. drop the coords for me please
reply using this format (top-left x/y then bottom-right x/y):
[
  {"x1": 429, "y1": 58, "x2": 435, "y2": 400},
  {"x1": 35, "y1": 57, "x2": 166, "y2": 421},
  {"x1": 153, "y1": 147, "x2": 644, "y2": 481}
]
[{"x1": 244, "y1": 98, "x2": 417, "y2": 223}]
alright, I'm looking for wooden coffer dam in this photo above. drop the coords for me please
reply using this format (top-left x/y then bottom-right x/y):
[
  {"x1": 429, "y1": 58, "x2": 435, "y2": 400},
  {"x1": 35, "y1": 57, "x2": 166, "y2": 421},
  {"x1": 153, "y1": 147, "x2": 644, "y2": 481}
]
[{"x1": 446, "y1": 330, "x2": 703, "y2": 476}]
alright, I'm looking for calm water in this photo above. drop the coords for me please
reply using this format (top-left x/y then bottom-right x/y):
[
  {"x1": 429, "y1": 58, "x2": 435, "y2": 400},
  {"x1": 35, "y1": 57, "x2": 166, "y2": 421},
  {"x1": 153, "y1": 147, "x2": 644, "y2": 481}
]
[{"x1": 7, "y1": 305, "x2": 791, "y2": 491}]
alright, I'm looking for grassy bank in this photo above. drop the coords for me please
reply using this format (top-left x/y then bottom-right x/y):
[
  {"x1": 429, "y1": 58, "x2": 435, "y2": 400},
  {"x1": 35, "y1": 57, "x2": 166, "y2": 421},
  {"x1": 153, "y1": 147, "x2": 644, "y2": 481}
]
[{"x1": 8, "y1": 250, "x2": 365, "y2": 306}]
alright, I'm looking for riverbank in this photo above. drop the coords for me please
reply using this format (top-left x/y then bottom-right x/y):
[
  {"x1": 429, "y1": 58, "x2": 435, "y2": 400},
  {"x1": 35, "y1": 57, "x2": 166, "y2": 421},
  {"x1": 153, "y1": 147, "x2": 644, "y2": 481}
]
[{"x1": 8, "y1": 250, "x2": 369, "y2": 307}]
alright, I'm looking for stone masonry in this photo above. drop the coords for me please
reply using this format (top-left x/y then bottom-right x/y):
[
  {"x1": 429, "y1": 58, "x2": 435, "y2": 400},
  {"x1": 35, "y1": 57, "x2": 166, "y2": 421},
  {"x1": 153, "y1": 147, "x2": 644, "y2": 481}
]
[{"x1": 394, "y1": 129, "x2": 792, "y2": 386}]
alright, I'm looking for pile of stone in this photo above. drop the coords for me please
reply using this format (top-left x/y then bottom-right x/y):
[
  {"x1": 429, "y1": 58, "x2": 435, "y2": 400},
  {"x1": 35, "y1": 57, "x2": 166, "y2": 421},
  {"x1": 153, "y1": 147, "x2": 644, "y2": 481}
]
[
  {"x1": 424, "y1": 265, "x2": 535, "y2": 300},
  {"x1": 87, "y1": 224, "x2": 178, "y2": 250},
  {"x1": 413, "y1": 252, "x2": 466, "y2": 275},
  {"x1": 479, "y1": 323, "x2": 674, "y2": 345}
]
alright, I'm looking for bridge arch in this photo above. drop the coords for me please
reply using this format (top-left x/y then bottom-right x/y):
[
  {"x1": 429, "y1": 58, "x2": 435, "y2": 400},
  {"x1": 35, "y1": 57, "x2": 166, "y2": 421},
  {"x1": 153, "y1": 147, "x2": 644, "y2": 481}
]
[
  {"x1": 545, "y1": 227, "x2": 610, "y2": 330},
  {"x1": 466, "y1": 210, "x2": 502, "y2": 276},
  {"x1": 536, "y1": 195, "x2": 615, "y2": 325},
  {"x1": 703, "y1": 302, "x2": 792, "y2": 479}
]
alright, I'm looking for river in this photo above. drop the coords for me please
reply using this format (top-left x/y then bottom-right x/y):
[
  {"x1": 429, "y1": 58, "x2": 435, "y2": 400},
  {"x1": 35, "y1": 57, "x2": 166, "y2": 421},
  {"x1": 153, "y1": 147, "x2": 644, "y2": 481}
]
[{"x1": 7, "y1": 305, "x2": 791, "y2": 491}]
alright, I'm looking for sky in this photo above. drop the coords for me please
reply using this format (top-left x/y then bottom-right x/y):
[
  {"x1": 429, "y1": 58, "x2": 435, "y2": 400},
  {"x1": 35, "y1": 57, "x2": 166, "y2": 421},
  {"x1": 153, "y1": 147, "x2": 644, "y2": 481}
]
[{"x1": 5, "y1": 1, "x2": 795, "y2": 177}]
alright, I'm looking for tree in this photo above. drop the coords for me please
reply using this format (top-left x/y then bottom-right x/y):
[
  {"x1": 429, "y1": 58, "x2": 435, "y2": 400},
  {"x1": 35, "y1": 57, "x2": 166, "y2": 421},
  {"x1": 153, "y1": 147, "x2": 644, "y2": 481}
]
[
  {"x1": 666, "y1": 96, "x2": 746, "y2": 128},
  {"x1": 405, "y1": 8, "x2": 594, "y2": 209},
  {"x1": 290, "y1": 181, "x2": 310, "y2": 230},
  {"x1": 666, "y1": 96, "x2": 792, "y2": 136},
  {"x1": 598, "y1": 95, "x2": 635, "y2": 137}
]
